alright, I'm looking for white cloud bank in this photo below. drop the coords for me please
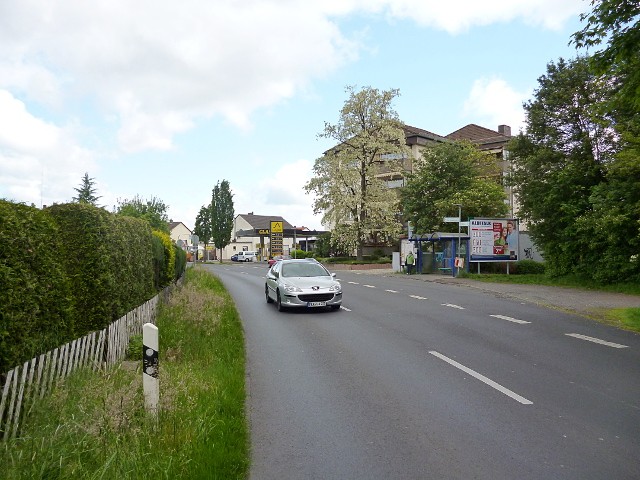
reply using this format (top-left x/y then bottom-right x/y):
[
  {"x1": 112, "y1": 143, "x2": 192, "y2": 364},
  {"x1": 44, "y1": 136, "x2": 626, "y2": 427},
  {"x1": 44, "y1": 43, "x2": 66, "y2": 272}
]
[{"x1": 0, "y1": 0, "x2": 584, "y2": 152}]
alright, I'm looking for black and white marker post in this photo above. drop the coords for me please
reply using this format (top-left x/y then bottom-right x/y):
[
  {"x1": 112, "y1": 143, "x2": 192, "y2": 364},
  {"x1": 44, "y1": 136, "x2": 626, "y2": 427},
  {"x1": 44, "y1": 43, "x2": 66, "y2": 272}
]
[{"x1": 142, "y1": 323, "x2": 159, "y2": 416}]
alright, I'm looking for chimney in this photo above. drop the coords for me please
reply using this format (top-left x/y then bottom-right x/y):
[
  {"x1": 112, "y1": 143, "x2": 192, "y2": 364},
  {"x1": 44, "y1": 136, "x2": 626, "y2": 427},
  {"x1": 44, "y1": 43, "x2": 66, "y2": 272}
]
[{"x1": 498, "y1": 125, "x2": 511, "y2": 136}]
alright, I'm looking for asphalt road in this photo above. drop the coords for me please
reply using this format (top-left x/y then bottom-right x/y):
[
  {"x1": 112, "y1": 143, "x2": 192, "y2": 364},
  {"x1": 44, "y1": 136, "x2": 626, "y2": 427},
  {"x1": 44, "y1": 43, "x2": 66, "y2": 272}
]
[{"x1": 202, "y1": 263, "x2": 640, "y2": 480}]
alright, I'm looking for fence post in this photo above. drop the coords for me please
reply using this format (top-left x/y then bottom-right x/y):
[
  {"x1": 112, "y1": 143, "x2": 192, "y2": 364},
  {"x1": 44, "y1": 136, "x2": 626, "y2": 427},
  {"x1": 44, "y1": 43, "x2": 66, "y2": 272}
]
[{"x1": 142, "y1": 323, "x2": 159, "y2": 416}]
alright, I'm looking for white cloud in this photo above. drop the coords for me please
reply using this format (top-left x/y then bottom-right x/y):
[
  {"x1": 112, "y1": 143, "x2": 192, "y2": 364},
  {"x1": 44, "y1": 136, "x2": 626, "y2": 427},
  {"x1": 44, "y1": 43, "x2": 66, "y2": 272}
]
[
  {"x1": 0, "y1": 0, "x2": 358, "y2": 152},
  {"x1": 462, "y1": 77, "x2": 530, "y2": 134},
  {"x1": 0, "y1": 89, "x2": 95, "y2": 205},
  {"x1": 0, "y1": 0, "x2": 583, "y2": 154}
]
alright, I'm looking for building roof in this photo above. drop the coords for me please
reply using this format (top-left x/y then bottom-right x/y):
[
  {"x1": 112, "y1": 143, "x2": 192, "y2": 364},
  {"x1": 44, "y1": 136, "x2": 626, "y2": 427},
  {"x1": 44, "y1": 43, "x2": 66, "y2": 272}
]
[
  {"x1": 236, "y1": 213, "x2": 295, "y2": 230},
  {"x1": 168, "y1": 221, "x2": 191, "y2": 233},
  {"x1": 404, "y1": 124, "x2": 447, "y2": 142},
  {"x1": 445, "y1": 124, "x2": 511, "y2": 148}
]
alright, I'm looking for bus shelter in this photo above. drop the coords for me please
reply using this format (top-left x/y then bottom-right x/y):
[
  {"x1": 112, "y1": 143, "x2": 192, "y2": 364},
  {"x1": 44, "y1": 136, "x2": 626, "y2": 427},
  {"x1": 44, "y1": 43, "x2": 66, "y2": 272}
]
[{"x1": 409, "y1": 232, "x2": 470, "y2": 277}]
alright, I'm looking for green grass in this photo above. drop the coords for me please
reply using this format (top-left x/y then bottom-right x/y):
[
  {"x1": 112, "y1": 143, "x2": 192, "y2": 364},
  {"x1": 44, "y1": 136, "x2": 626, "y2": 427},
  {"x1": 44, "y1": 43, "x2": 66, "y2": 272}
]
[{"x1": 0, "y1": 266, "x2": 248, "y2": 479}]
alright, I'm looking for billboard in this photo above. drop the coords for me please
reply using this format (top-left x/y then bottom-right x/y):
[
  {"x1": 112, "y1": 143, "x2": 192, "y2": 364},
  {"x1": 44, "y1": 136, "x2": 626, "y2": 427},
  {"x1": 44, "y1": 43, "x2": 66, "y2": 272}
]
[{"x1": 470, "y1": 218, "x2": 519, "y2": 262}]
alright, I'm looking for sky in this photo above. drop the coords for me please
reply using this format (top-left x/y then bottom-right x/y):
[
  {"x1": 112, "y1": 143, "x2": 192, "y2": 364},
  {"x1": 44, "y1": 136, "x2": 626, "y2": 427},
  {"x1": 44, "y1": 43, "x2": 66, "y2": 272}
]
[{"x1": 0, "y1": 0, "x2": 591, "y2": 231}]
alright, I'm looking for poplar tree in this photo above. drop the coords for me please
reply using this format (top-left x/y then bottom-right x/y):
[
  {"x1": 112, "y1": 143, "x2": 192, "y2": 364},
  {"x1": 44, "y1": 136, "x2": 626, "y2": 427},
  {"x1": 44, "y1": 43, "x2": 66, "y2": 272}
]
[
  {"x1": 210, "y1": 180, "x2": 234, "y2": 262},
  {"x1": 194, "y1": 205, "x2": 213, "y2": 259}
]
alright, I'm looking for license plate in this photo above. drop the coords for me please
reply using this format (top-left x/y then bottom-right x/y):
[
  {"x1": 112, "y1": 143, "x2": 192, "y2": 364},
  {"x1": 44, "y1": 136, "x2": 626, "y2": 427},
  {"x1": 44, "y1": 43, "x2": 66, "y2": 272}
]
[{"x1": 307, "y1": 301, "x2": 327, "y2": 307}]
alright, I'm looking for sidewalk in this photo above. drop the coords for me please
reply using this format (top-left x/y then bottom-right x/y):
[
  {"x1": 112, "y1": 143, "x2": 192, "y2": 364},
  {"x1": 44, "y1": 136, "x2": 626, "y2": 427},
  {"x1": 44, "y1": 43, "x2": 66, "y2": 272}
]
[{"x1": 342, "y1": 268, "x2": 640, "y2": 324}]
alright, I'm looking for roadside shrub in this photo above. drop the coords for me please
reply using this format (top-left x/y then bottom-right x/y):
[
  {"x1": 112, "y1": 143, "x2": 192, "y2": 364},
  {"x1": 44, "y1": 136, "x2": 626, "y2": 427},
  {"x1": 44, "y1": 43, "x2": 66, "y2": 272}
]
[
  {"x1": 46, "y1": 203, "x2": 119, "y2": 334},
  {"x1": 291, "y1": 249, "x2": 312, "y2": 259},
  {"x1": 152, "y1": 230, "x2": 175, "y2": 288},
  {"x1": 0, "y1": 201, "x2": 74, "y2": 374},
  {"x1": 125, "y1": 334, "x2": 143, "y2": 360},
  {"x1": 174, "y1": 243, "x2": 187, "y2": 280},
  {"x1": 514, "y1": 260, "x2": 546, "y2": 274}
]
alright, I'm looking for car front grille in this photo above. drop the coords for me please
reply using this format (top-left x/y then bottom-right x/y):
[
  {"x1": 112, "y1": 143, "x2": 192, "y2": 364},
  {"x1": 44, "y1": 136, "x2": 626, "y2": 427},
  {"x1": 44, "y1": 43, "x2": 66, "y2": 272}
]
[{"x1": 298, "y1": 293, "x2": 334, "y2": 302}]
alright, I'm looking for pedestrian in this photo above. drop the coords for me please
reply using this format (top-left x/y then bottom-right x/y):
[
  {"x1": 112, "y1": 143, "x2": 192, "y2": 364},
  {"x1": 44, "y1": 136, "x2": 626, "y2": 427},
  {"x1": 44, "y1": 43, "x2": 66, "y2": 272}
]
[{"x1": 406, "y1": 251, "x2": 415, "y2": 275}]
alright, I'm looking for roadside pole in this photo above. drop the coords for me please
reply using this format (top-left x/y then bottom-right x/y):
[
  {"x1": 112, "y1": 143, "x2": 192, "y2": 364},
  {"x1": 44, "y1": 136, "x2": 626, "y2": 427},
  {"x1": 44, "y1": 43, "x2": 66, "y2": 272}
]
[{"x1": 143, "y1": 323, "x2": 159, "y2": 416}]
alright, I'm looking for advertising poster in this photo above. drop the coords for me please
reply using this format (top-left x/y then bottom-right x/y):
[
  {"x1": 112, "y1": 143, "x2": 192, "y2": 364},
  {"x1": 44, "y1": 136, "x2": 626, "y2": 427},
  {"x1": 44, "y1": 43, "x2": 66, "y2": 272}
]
[{"x1": 470, "y1": 218, "x2": 519, "y2": 262}]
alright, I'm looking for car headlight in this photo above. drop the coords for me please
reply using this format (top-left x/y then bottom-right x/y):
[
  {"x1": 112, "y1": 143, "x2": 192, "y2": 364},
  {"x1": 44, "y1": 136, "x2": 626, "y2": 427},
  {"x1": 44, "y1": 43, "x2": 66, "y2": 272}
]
[
  {"x1": 328, "y1": 283, "x2": 342, "y2": 293},
  {"x1": 283, "y1": 284, "x2": 303, "y2": 293}
]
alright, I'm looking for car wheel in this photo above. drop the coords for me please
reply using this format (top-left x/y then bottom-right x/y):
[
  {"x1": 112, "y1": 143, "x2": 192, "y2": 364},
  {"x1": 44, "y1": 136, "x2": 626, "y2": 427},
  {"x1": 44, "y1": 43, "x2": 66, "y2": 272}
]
[
  {"x1": 265, "y1": 285, "x2": 273, "y2": 303},
  {"x1": 276, "y1": 290, "x2": 286, "y2": 312},
  {"x1": 330, "y1": 305, "x2": 341, "y2": 311}
]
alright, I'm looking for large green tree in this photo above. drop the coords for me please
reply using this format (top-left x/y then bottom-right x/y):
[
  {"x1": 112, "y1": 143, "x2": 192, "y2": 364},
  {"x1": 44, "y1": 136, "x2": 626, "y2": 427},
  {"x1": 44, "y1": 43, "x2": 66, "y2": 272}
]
[
  {"x1": 507, "y1": 56, "x2": 639, "y2": 281},
  {"x1": 72, "y1": 172, "x2": 101, "y2": 205},
  {"x1": 401, "y1": 140, "x2": 508, "y2": 234},
  {"x1": 305, "y1": 86, "x2": 410, "y2": 260},
  {"x1": 572, "y1": 0, "x2": 640, "y2": 116},
  {"x1": 570, "y1": 2, "x2": 640, "y2": 283},
  {"x1": 115, "y1": 195, "x2": 170, "y2": 233},
  {"x1": 210, "y1": 180, "x2": 234, "y2": 262}
]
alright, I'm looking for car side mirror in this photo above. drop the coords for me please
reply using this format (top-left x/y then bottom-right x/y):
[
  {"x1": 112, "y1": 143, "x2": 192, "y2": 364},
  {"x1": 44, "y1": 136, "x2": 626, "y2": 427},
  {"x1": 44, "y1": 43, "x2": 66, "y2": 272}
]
[{"x1": 331, "y1": 273, "x2": 336, "y2": 278}]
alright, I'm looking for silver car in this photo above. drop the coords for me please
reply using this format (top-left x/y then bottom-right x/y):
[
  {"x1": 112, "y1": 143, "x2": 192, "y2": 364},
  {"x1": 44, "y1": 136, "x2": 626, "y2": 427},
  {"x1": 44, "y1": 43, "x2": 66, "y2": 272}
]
[{"x1": 265, "y1": 259, "x2": 342, "y2": 311}]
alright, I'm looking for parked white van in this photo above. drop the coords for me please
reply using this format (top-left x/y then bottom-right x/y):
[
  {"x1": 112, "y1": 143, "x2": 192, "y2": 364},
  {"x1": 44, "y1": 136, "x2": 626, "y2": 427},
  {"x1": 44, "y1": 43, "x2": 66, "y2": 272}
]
[{"x1": 236, "y1": 251, "x2": 257, "y2": 262}]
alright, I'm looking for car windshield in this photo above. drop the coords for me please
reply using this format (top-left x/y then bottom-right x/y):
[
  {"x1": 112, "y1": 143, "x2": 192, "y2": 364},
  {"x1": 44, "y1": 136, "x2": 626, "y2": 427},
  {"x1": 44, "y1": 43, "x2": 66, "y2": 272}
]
[{"x1": 281, "y1": 262, "x2": 329, "y2": 278}]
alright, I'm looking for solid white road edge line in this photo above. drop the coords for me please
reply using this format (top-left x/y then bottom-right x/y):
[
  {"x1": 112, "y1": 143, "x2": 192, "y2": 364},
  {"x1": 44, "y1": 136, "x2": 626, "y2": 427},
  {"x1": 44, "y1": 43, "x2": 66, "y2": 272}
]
[
  {"x1": 429, "y1": 351, "x2": 533, "y2": 405},
  {"x1": 565, "y1": 333, "x2": 628, "y2": 349},
  {"x1": 490, "y1": 314, "x2": 531, "y2": 324}
]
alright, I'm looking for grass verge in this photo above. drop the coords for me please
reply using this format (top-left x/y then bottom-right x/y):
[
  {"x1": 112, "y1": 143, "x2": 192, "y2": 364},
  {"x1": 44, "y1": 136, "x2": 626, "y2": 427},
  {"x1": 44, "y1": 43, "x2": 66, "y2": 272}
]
[{"x1": 0, "y1": 266, "x2": 248, "y2": 479}]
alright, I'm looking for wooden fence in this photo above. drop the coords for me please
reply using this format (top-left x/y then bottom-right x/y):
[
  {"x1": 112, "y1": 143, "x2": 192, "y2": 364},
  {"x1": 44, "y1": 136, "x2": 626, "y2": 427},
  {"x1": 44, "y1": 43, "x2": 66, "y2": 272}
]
[{"x1": 0, "y1": 282, "x2": 178, "y2": 441}]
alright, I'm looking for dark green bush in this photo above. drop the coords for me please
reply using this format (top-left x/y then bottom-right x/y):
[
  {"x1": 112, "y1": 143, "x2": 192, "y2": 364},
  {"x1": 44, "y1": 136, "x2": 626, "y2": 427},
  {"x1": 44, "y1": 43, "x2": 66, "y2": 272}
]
[
  {"x1": 174, "y1": 244, "x2": 186, "y2": 280},
  {"x1": 47, "y1": 203, "x2": 121, "y2": 333},
  {"x1": 0, "y1": 201, "x2": 74, "y2": 374},
  {"x1": 514, "y1": 260, "x2": 546, "y2": 274},
  {"x1": 1, "y1": 200, "x2": 182, "y2": 375}
]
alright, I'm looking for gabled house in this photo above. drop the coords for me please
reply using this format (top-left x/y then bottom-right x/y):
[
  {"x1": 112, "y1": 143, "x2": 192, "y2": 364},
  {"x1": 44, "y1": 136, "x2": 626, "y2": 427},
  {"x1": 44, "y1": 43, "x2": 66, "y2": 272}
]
[
  {"x1": 223, "y1": 213, "x2": 296, "y2": 261},
  {"x1": 168, "y1": 221, "x2": 192, "y2": 247}
]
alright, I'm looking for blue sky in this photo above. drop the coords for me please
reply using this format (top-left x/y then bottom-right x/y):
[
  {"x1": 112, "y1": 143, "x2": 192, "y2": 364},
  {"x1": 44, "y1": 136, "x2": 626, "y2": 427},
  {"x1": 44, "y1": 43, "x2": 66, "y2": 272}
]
[{"x1": 0, "y1": 0, "x2": 589, "y2": 230}]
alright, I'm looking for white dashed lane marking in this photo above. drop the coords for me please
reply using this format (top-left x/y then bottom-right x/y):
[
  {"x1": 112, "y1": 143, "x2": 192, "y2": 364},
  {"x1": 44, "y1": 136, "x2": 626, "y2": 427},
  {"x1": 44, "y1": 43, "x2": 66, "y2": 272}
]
[
  {"x1": 565, "y1": 333, "x2": 628, "y2": 349},
  {"x1": 409, "y1": 295, "x2": 428, "y2": 300},
  {"x1": 490, "y1": 314, "x2": 531, "y2": 324},
  {"x1": 363, "y1": 285, "x2": 376, "y2": 288},
  {"x1": 385, "y1": 289, "x2": 398, "y2": 293},
  {"x1": 442, "y1": 303, "x2": 465, "y2": 310}
]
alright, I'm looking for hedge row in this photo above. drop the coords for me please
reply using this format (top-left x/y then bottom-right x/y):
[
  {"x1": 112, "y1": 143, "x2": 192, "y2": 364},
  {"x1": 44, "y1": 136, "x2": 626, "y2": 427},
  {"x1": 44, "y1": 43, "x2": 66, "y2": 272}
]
[{"x1": 0, "y1": 200, "x2": 186, "y2": 375}]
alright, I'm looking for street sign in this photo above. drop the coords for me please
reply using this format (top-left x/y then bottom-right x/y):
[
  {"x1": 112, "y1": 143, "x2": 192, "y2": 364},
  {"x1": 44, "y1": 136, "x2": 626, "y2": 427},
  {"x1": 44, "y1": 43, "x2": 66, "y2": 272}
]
[
  {"x1": 190, "y1": 235, "x2": 199, "y2": 245},
  {"x1": 444, "y1": 217, "x2": 460, "y2": 223}
]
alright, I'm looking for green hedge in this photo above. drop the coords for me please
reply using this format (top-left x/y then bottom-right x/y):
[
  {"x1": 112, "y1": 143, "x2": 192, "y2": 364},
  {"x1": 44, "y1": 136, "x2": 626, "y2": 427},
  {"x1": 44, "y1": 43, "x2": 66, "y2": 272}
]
[
  {"x1": 0, "y1": 201, "x2": 74, "y2": 374},
  {"x1": 1, "y1": 201, "x2": 183, "y2": 375}
]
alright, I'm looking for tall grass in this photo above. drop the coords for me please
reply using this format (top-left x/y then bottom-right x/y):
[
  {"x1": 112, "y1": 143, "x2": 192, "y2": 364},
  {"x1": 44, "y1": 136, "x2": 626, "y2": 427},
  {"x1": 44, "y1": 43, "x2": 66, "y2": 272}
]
[{"x1": 0, "y1": 266, "x2": 248, "y2": 479}]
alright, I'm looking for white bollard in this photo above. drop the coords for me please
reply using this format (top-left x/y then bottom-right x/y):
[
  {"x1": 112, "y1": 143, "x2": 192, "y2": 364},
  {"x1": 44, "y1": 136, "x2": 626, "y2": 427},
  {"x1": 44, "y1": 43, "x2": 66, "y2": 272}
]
[{"x1": 142, "y1": 323, "x2": 159, "y2": 415}]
